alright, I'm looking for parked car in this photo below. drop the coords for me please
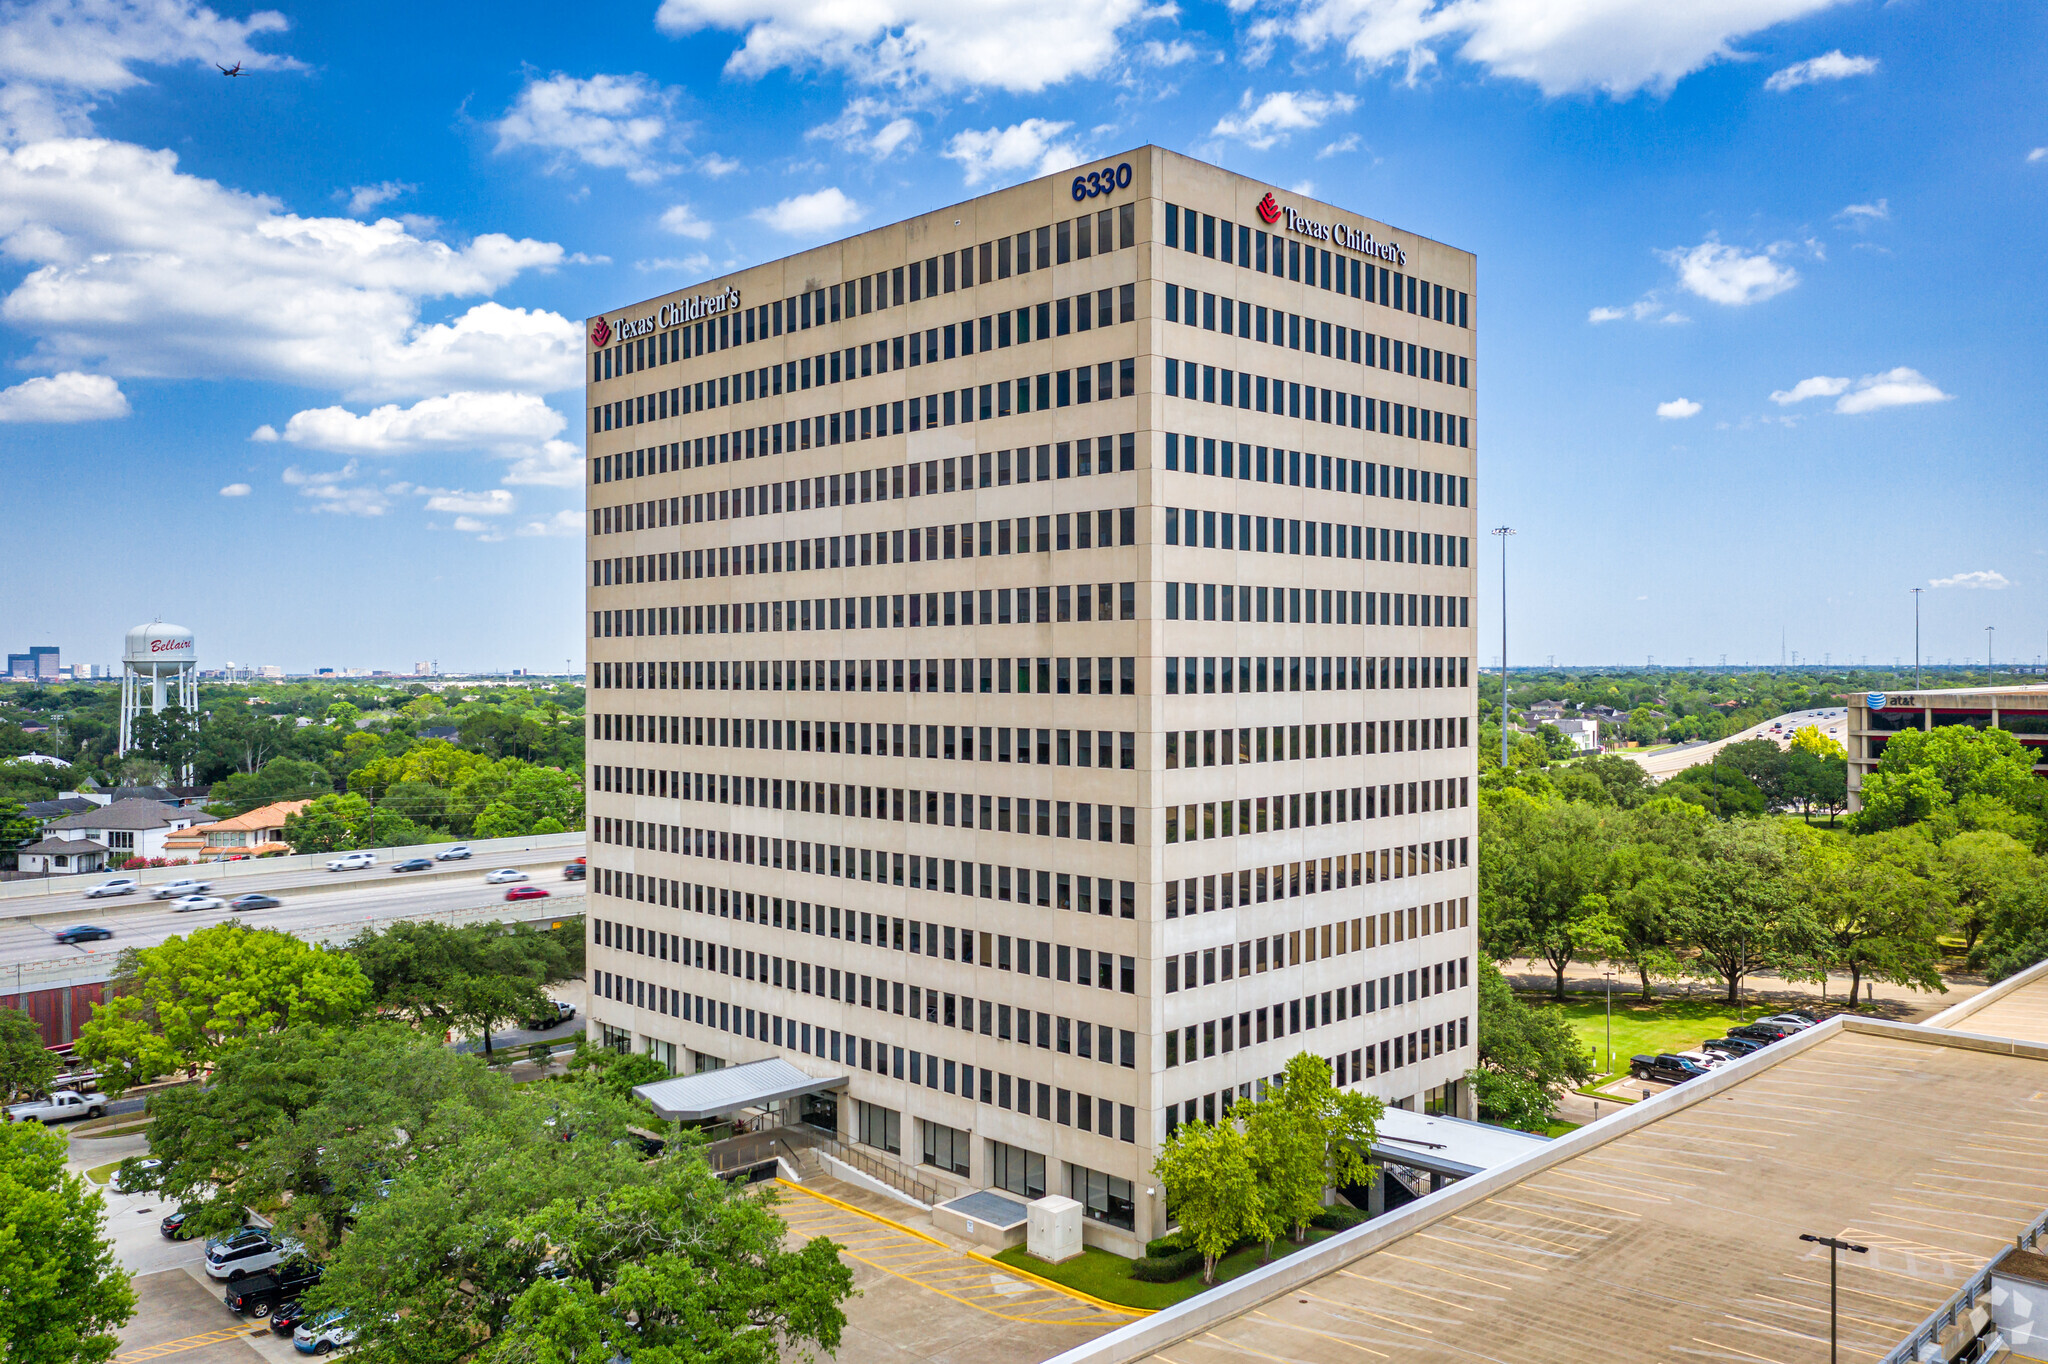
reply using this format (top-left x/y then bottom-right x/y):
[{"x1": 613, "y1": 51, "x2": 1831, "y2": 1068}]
[
  {"x1": 229, "y1": 893, "x2": 281, "y2": 911},
  {"x1": 1754, "y1": 1013, "x2": 1816, "y2": 1032},
  {"x1": 171, "y1": 894, "x2": 227, "y2": 913},
  {"x1": 225, "y1": 1259, "x2": 323, "y2": 1319},
  {"x1": 205, "y1": 1228, "x2": 297, "y2": 1281},
  {"x1": 1629, "y1": 1053, "x2": 1712, "y2": 1085},
  {"x1": 523, "y1": 1000, "x2": 575, "y2": 1030},
  {"x1": 391, "y1": 858, "x2": 433, "y2": 873},
  {"x1": 484, "y1": 867, "x2": 528, "y2": 884},
  {"x1": 294, "y1": 1310, "x2": 355, "y2": 1354},
  {"x1": 563, "y1": 859, "x2": 585, "y2": 880},
  {"x1": 4, "y1": 1089, "x2": 108, "y2": 1124},
  {"x1": 504, "y1": 885, "x2": 550, "y2": 901},
  {"x1": 83, "y1": 878, "x2": 139, "y2": 899},
  {"x1": 54, "y1": 924, "x2": 113, "y2": 945},
  {"x1": 1729, "y1": 1021, "x2": 1804, "y2": 1044},
  {"x1": 1701, "y1": 1036, "x2": 1769, "y2": 1062},
  {"x1": 325, "y1": 851, "x2": 375, "y2": 872},
  {"x1": 114, "y1": 1156, "x2": 164, "y2": 1192},
  {"x1": 1674, "y1": 1049, "x2": 1726, "y2": 1071},
  {"x1": 161, "y1": 1208, "x2": 200, "y2": 1239},
  {"x1": 271, "y1": 1300, "x2": 317, "y2": 1336},
  {"x1": 150, "y1": 878, "x2": 213, "y2": 900},
  {"x1": 435, "y1": 845, "x2": 471, "y2": 861}
]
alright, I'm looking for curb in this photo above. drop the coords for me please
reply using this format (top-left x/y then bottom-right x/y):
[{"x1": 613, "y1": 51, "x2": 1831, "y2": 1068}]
[{"x1": 774, "y1": 1178, "x2": 1149, "y2": 1317}]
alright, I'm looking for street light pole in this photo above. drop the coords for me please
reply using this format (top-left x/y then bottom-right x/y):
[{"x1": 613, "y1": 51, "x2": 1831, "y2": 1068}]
[
  {"x1": 1987, "y1": 625, "x2": 1995, "y2": 679},
  {"x1": 1799, "y1": 1233, "x2": 1868, "y2": 1364},
  {"x1": 1492, "y1": 527, "x2": 1516, "y2": 769},
  {"x1": 1911, "y1": 588, "x2": 1923, "y2": 688}
]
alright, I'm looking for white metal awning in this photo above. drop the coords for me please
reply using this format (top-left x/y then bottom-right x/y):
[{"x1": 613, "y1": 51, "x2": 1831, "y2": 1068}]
[
  {"x1": 632, "y1": 1058, "x2": 846, "y2": 1122},
  {"x1": 1369, "y1": 1108, "x2": 1551, "y2": 1179}
]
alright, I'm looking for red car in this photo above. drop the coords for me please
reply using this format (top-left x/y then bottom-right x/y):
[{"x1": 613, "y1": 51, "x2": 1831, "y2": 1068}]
[{"x1": 505, "y1": 885, "x2": 551, "y2": 901}]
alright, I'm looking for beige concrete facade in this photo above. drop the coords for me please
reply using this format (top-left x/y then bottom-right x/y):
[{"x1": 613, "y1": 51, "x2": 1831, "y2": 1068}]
[
  {"x1": 1846, "y1": 684, "x2": 2048, "y2": 809},
  {"x1": 581, "y1": 145, "x2": 1479, "y2": 1252}
]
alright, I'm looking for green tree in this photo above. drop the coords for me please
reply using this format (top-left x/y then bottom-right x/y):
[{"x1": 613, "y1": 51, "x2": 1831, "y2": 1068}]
[
  {"x1": 283, "y1": 791, "x2": 373, "y2": 854},
  {"x1": 1799, "y1": 831, "x2": 1950, "y2": 1007},
  {"x1": 1244, "y1": 1053, "x2": 1378, "y2": 1247},
  {"x1": 0, "y1": 1120, "x2": 135, "y2": 1364},
  {"x1": 1478, "y1": 791, "x2": 1610, "y2": 997},
  {"x1": 1856, "y1": 725, "x2": 2041, "y2": 838},
  {"x1": 1664, "y1": 761, "x2": 1769, "y2": 818},
  {"x1": 0, "y1": 1006, "x2": 59, "y2": 1103},
  {"x1": 1672, "y1": 819, "x2": 1817, "y2": 1002},
  {"x1": 348, "y1": 919, "x2": 579, "y2": 1056},
  {"x1": 1943, "y1": 830, "x2": 2036, "y2": 953},
  {"x1": 1469, "y1": 957, "x2": 1593, "y2": 1122},
  {"x1": 207, "y1": 756, "x2": 333, "y2": 815},
  {"x1": 1153, "y1": 1119, "x2": 1264, "y2": 1285},
  {"x1": 76, "y1": 923, "x2": 372, "y2": 1093}
]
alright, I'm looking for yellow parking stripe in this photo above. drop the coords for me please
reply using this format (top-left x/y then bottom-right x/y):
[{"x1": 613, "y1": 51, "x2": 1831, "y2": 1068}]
[{"x1": 116, "y1": 1327, "x2": 257, "y2": 1361}]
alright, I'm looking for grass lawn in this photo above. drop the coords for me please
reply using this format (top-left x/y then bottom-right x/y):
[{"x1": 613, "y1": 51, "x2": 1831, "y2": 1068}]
[
  {"x1": 1521, "y1": 994, "x2": 1760, "y2": 1078},
  {"x1": 84, "y1": 1160, "x2": 121, "y2": 1185},
  {"x1": 993, "y1": 1227, "x2": 1338, "y2": 1310}
]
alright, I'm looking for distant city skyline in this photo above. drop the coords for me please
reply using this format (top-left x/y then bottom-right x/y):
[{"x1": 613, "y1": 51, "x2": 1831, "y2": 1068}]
[{"x1": 0, "y1": 1, "x2": 2042, "y2": 669}]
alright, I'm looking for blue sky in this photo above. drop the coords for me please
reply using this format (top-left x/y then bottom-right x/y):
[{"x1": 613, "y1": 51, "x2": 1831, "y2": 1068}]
[{"x1": 0, "y1": 0, "x2": 2041, "y2": 675}]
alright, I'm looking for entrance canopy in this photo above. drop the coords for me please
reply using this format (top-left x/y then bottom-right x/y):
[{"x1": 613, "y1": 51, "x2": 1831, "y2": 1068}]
[
  {"x1": 1368, "y1": 1107, "x2": 1550, "y2": 1180},
  {"x1": 632, "y1": 1058, "x2": 846, "y2": 1122}
]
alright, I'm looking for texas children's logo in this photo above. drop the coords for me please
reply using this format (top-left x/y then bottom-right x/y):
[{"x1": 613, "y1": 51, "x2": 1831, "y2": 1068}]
[
  {"x1": 1256, "y1": 192, "x2": 1282, "y2": 224},
  {"x1": 590, "y1": 317, "x2": 613, "y2": 349}
]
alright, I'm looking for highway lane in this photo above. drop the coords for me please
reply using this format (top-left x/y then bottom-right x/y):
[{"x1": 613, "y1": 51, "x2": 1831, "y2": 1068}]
[
  {"x1": 2, "y1": 866, "x2": 587, "y2": 986},
  {"x1": 1, "y1": 839, "x2": 585, "y2": 908},
  {"x1": 1617, "y1": 706, "x2": 1849, "y2": 780}
]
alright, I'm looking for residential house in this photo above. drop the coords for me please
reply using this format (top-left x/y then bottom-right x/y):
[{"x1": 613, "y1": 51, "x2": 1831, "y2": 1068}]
[{"x1": 161, "y1": 800, "x2": 310, "y2": 860}]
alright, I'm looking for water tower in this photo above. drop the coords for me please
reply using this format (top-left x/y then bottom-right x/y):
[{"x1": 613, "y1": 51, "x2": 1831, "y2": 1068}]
[{"x1": 119, "y1": 621, "x2": 199, "y2": 781}]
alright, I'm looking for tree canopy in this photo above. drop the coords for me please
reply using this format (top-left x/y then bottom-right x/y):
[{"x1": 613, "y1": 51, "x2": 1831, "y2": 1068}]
[{"x1": 0, "y1": 1121, "x2": 134, "y2": 1364}]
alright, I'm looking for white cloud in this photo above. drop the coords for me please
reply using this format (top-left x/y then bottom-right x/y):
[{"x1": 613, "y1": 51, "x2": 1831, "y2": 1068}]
[
  {"x1": 1317, "y1": 132, "x2": 1360, "y2": 158},
  {"x1": 1267, "y1": 0, "x2": 1849, "y2": 98},
  {"x1": 281, "y1": 462, "x2": 391, "y2": 517},
  {"x1": 1659, "y1": 237, "x2": 1798, "y2": 306},
  {"x1": 1929, "y1": 571, "x2": 2009, "y2": 591},
  {"x1": 1769, "y1": 375, "x2": 1849, "y2": 405},
  {"x1": 1212, "y1": 89, "x2": 1357, "y2": 149},
  {"x1": 2029, "y1": 147, "x2": 2047, "y2": 164},
  {"x1": 635, "y1": 253, "x2": 713, "y2": 276},
  {"x1": 1655, "y1": 398, "x2": 1701, "y2": 419},
  {"x1": 1289, "y1": 178, "x2": 1315, "y2": 195},
  {"x1": 1588, "y1": 298, "x2": 1687, "y2": 325},
  {"x1": 752, "y1": 186, "x2": 863, "y2": 235},
  {"x1": 252, "y1": 391, "x2": 584, "y2": 487},
  {"x1": 698, "y1": 152, "x2": 742, "y2": 176},
  {"x1": 940, "y1": 119, "x2": 1088, "y2": 188},
  {"x1": 869, "y1": 117, "x2": 919, "y2": 157},
  {"x1": 1834, "y1": 198, "x2": 1888, "y2": 227},
  {"x1": 1140, "y1": 39, "x2": 1199, "y2": 65},
  {"x1": 423, "y1": 488, "x2": 515, "y2": 516},
  {"x1": 0, "y1": 0, "x2": 303, "y2": 142},
  {"x1": 344, "y1": 181, "x2": 413, "y2": 216},
  {"x1": 515, "y1": 509, "x2": 585, "y2": 537},
  {"x1": 492, "y1": 73, "x2": 677, "y2": 184},
  {"x1": 1834, "y1": 366, "x2": 1950, "y2": 415},
  {"x1": 0, "y1": 369, "x2": 128, "y2": 421},
  {"x1": 659, "y1": 203, "x2": 715, "y2": 239},
  {"x1": 654, "y1": 0, "x2": 1152, "y2": 92},
  {"x1": 218, "y1": 482, "x2": 251, "y2": 497},
  {"x1": 1764, "y1": 50, "x2": 1877, "y2": 92},
  {"x1": 806, "y1": 99, "x2": 923, "y2": 159},
  {"x1": 0, "y1": 139, "x2": 581, "y2": 401}
]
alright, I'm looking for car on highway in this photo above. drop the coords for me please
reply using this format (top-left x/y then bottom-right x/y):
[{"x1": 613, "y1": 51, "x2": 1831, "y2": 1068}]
[
  {"x1": 484, "y1": 867, "x2": 528, "y2": 884},
  {"x1": 294, "y1": 1310, "x2": 356, "y2": 1354},
  {"x1": 1629, "y1": 1053, "x2": 1712, "y2": 1085},
  {"x1": 435, "y1": 844, "x2": 471, "y2": 861},
  {"x1": 326, "y1": 851, "x2": 376, "y2": 872},
  {"x1": 391, "y1": 857, "x2": 434, "y2": 873},
  {"x1": 504, "y1": 885, "x2": 550, "y2": 902},
  {"x1": 225, "y1": 1258, "x2": 322, "y2": 1320},
  {"x1": 54, "y1": 924, "x2": 113, "y2": 945},
  {"x1": 171, "y1": 894, "x2": 227, "y2": 913},
  {"x1": 229, "y1": 893, "x2": 282, "y2": 911},
  {"x1": 150, "y1": 878, "x2": 214, "y2": 900},
  {"x1": 83, "y1": 877, "x2": 139, "y2": 899},
  {"x1": 205, "y1": 1228, "x2": 298, "y2": 1281},
  {"x1": 563, "y1": 859, "x2": 585, "y2": 880}
]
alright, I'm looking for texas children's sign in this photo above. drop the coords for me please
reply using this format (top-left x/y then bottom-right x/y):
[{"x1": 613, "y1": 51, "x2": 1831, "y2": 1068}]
[
  {"x1": 590, "y1": 284, "x2": 742, "y2": 348},
  {"x1": 1259, "y1": 190, "x2": 1407, "y2": 267}
]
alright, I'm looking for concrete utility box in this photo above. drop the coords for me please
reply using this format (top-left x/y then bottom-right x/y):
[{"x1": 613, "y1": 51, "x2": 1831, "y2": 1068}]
[{"x1": 1027, "y1": 1195, "x2": 1083, "y2": 1264}]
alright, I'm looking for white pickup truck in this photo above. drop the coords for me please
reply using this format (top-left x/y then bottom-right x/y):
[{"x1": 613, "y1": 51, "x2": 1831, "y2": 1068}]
[
  {"x1": 4, "y1": 1089, "x2": 109, "y2": 1124},
  {"x1": 150, "y1": 878, "x2": 214, "y2": 900}
]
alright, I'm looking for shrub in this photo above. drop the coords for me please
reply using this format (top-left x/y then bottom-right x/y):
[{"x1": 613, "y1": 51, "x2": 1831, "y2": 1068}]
[
  {"x1": 526, "y1": 1041, "x2": 553, "y2": 1067},
  {"x1": 1311, "y1": 1203, "x2": 1369, "y2": 1231},
  {"x1": 1144, "y1": 1231, "x2": 1190, "y2": 1258},
  {"x1": 1130, "y1": 1248, "x2": 1204, "y2": 1282}
]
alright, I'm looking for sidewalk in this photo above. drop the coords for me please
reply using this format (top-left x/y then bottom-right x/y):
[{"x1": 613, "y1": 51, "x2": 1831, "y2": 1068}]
[{"x1": 1500, "y1": 957, "x2": 1984, "y2": 1023}]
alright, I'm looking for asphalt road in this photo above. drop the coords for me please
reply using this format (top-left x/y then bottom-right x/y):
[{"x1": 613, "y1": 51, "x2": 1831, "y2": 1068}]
[
  {"x1": 2, "y1": 861, "x2": 586, "y2": 983},
  {"x1": 1618, "y1": 706, "x2": 1849, "y2": 780}
]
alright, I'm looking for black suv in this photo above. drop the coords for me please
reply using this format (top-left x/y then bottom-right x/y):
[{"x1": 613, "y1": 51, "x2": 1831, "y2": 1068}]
[
  {"x1": 1630, "y1": 1053, "x2": 1712, "y2": 1085},
  {"x1": 1729, "y1": 1020, "x2": 1803, "y2": 1044},
  {"x1": 224, "y1": 1259, "x2": 322, "y2": 1320},
  {"x1": 1701, "y1": 1036, "x2": 1768, "y2": 1062}
]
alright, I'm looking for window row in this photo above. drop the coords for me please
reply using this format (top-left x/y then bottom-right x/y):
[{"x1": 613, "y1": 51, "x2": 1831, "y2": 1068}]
[
  {"x1": 1167, "y1": 906, "x2": 1469, "y2": 993},
  {"x1": 1166, "y1": 580, "x2": 1469, "y2": 633},
  {"x1": 592, "y1": 580, "x2": 1145, "y2": 640},
  {"x1": 1165, "y1": 784, "x2": 1469, "y2": 842},
  {"x1": 1165, "y1": 287, "x2": 1469, "y2": 391},
  {"x1": 1166, "y1": 1018, "x2": 1469, "y2": 1141},
  {"x1": 1165, "y1": 437, "x2": 1467, "y2": 508},
  {"x1": 1166, "y1": 509, "x2": 1468, "y2": 567},
  {"x1": 1166, "y1": 717, "x2": 1468, "y2": 769},
  {"x1": 591, "y1": 205, "x2": 1140, "y2": 386},
  {"x1": 1163, "y1": 204, "x2": 1469, "y2": 328},
  {"x1": 1165, "y1": 362, "x2": 1471, "y2": 447}
]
